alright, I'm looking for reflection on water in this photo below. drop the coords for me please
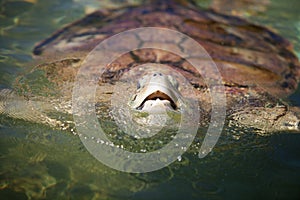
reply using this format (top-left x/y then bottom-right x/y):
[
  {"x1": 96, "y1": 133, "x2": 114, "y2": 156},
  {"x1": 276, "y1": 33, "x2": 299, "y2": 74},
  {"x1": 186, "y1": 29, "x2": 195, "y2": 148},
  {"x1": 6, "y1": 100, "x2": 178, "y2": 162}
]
[{"x1": 0, "y1": 0, "x2": 300, "y2": 199}]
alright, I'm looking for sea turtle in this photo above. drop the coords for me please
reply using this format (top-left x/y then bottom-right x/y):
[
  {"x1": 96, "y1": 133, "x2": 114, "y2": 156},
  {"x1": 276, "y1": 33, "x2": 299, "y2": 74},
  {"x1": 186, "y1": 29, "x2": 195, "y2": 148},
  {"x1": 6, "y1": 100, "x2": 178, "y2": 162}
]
[{"x1": 1, "y1": 0, "x2": 300, "y2": 138}]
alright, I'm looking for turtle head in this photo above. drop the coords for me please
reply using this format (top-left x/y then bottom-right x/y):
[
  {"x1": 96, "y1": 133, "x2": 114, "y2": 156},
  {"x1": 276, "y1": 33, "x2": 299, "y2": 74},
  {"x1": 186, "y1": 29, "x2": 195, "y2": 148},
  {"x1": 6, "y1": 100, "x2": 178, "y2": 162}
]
[{"x1": 129, "y1": 72, "x2": 180, "y2": 113}]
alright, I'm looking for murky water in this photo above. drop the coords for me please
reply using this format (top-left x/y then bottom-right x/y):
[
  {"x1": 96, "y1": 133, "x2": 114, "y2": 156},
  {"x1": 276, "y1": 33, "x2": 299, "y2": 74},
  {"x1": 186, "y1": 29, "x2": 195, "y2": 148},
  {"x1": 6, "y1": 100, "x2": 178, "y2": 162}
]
[{"x1": 0, "y1": 0, "x2": 300, "y2": 199}]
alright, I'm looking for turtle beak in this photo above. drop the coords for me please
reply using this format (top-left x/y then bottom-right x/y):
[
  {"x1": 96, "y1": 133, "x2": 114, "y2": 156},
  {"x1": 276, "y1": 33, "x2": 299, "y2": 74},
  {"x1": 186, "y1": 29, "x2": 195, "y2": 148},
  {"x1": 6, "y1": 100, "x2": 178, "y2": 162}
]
[{"x1": 136, "y1": 90, "x2": 177, "y2": 111}]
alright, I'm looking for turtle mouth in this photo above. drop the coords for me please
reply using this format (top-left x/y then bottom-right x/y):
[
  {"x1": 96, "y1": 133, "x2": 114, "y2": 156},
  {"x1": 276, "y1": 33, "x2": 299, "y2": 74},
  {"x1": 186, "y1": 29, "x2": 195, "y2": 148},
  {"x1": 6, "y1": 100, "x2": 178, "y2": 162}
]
[{"x1": 137, "y1": 90, "x2": 177, "y2": 110}]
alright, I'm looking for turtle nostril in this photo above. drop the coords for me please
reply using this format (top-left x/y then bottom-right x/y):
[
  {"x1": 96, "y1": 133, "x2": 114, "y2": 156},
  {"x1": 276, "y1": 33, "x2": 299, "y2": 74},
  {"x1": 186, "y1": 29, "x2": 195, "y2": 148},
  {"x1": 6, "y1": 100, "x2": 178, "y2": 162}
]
[{"x1": 153, "y1": 73, "x2": 163, "y2": 77}]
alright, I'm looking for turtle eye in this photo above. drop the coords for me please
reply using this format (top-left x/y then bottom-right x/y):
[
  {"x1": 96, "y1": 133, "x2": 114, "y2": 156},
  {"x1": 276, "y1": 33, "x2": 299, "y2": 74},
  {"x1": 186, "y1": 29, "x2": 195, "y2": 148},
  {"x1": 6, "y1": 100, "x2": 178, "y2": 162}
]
[
  {"x1": 137, "y1": 76, "x2": 148, "y2": 89},
  {"x1": 167, "y1": 75, "x2": 179, "y2": 89},
  {"x1": 137, "y1": 81, "x2": 141, "y2": 89},
  {"x1": 131, "y1": 94, "x2": 137, "y2": 101}
]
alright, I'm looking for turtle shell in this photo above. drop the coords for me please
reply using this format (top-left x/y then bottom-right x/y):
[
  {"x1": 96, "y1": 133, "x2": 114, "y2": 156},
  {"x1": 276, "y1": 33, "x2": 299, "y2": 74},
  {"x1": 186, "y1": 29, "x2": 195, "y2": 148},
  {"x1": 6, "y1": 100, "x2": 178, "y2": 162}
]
[{"x1": 32, "y1": 0, "x2": 300, "y2": 98}]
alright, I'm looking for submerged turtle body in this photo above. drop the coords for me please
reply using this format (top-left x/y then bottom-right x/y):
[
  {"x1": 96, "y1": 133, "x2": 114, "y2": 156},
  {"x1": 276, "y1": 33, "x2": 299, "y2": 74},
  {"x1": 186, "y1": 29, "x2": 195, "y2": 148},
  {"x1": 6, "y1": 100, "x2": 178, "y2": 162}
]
[{"x1": 1, "y1": 0, "x2": 300, "y2": 134}]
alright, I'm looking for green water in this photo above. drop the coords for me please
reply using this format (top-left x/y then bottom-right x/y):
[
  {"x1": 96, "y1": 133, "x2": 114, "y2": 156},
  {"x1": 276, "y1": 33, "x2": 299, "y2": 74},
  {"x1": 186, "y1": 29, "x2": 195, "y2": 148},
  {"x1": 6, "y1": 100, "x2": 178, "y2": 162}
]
[{"x1": 1, "y1": 0, "x2": 300, "y2": 199}]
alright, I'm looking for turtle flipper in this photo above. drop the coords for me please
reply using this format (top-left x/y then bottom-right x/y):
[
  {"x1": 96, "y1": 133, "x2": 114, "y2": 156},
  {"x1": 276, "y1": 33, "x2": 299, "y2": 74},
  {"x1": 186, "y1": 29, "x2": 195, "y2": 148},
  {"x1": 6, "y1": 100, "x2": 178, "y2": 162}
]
[
  {"x1": 0, "y1": 89, "x2": 55, "y2": 126},
  {"x1": 229, "y1": 106, "x2": 300, "y2": 135}
]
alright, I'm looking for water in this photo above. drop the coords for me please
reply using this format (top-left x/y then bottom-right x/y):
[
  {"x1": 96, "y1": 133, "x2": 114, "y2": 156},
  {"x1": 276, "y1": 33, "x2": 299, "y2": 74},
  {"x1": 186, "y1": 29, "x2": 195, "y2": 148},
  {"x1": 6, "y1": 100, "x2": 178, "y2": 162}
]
[{"x1": 0, "y1": 0, "x2": 300, "y2": 199}]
